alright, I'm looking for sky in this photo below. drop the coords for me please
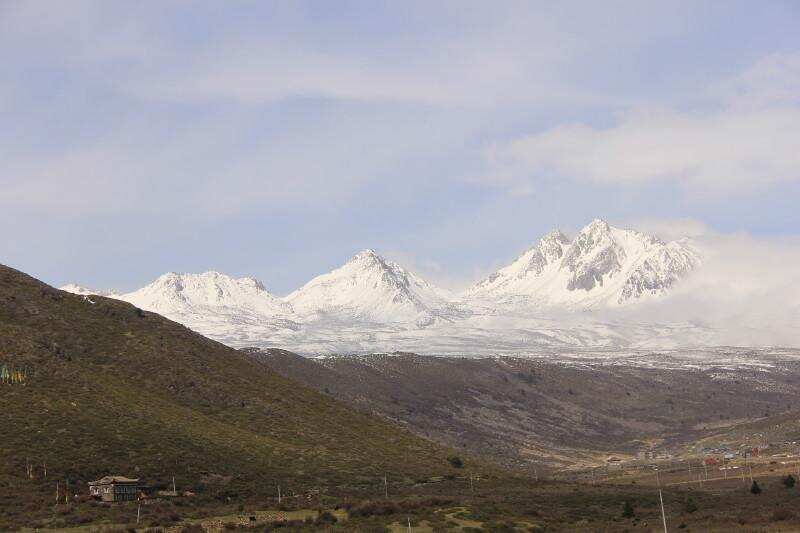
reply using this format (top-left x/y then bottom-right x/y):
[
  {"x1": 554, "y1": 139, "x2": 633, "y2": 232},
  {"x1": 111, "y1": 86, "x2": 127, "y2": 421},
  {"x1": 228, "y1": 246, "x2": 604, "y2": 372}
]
[{"x1": 1, "y1": 0, "x2": 799, "y2": 294}]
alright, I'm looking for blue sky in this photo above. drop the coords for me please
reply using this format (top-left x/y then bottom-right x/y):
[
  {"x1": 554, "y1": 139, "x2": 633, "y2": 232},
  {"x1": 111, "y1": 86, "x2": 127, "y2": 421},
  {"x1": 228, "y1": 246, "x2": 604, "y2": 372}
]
[{"x1": 2, "y1": 1, "x2": 799, "y2": 293}]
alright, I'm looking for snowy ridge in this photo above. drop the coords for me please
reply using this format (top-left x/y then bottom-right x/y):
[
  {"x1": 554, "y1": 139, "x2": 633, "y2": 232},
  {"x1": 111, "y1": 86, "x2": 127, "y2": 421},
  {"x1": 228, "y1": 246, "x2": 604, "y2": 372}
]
[{"x1": 59, "y1": 219, "x2": 712, "y2": 354}]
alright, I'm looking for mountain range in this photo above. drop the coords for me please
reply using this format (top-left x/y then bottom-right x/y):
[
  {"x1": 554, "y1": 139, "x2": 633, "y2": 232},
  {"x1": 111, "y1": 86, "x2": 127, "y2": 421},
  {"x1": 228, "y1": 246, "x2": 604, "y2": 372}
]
[{"x1": 61, "y1": 219, "x2": 705, "y2": 354}]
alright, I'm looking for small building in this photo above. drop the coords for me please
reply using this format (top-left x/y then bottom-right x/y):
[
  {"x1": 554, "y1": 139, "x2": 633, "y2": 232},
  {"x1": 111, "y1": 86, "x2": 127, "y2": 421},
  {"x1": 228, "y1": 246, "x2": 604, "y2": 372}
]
[{"x1": 88, "y1": 476, "x2": 141, "y2": 502}]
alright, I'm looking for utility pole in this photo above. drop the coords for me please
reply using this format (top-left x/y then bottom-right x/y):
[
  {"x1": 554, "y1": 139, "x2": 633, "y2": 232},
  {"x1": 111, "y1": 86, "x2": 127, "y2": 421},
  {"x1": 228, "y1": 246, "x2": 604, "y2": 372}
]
[
  {"x1": 55, "y1": 481, "x2": 59, "y2": 504},
  {"x1": 278, "y1": 485, "x2": 282, "y2": 504},
  {"x1": 655, "y1": 468, "x2": 667, "y2": 533},
  {"x1": 658, "y1": 487, "x2": 668, "y2": 533},
  {"x1": 407, "y1": 516, "x2": 412, "y2": 532},
  {"x1": 384, "y1": 475, "x2": 388, "y2": 498},
  {"x1": 137, "y1": 502, "x2": 141, "y2": 524},
  {"x1": 173, "y1": 476, "x2": 177, "y2": 494}
]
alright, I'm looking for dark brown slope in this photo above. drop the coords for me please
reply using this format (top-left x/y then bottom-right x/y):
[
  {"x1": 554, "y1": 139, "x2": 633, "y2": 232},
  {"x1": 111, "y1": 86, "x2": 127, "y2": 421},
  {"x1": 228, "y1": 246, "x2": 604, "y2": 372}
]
[
  {"x1": 0, "y1": 265, "x2": 458, "y2": 528},
  {"x1": 257, "y1": 350, "x2": 800, "y2": 471}
]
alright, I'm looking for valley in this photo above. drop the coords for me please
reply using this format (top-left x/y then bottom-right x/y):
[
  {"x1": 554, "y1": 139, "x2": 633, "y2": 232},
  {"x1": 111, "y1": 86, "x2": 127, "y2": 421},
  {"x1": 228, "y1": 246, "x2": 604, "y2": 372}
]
[{"x1": 256, "y1": 349, "x2": 800, "y2": 473}]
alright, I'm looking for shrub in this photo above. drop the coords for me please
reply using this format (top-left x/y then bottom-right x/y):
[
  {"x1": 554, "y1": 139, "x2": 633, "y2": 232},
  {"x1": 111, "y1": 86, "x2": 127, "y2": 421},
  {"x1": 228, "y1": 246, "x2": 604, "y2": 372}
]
[
  {"x1": 448, "y1": 456, "x2": 464, "y2": 469},
  {"x1": 771, "y1": 508, "x2": 794, "y2": 522},
  {"x1": 782, "y1": 474, "x2": 796, "y2": 488},
  {"x1": 750, "y1": 480, "x2": 762, "y2": 494},
  {"x1": 314, "y1": 511, "x2": 338, "y2": 525}
]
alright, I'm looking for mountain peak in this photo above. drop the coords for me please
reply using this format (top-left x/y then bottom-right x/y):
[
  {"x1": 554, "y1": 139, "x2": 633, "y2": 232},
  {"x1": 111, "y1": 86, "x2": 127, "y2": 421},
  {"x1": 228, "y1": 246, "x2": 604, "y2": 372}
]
[
  {"x1": 348, "y1": 248, "x2": 383, "y2": 265},
  {"x1": 287, "y1": 250, "x2": 447, "y2": 322},
  {"x1": 581, "y1": 218, "x2": 611, "y2": 233},
  {"x1": 466, "y1": 218, "x2": 700, "y2": 306},
  {"x1": 124, "y1": 270, "x2": 289, "y2": 317}
]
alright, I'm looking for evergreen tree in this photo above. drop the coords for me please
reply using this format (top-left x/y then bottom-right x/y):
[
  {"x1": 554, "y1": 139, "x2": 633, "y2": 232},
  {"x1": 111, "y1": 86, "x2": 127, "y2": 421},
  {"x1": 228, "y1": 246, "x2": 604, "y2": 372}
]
[
  {"x1": 783, "y1": 474, "x2": 796, "y2": 488},
  {"x1": 685, "y1": 495, "x2": 698, "y2": 513},
  {"x1": 750, "y1": 480, "x2": 762, "y2": 494},
  {"x1": 622, "y1": 500, "x2": 635, "y2": 518}
]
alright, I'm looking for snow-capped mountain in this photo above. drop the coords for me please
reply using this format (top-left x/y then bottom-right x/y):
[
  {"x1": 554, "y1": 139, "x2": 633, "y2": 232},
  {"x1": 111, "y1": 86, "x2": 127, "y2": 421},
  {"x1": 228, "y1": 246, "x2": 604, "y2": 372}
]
[
  {"x1": 58, "y1": 283, "x2": 120, "y2": 298},
  {"x1": 466, "y1": 219, "x2": 700, "y2": 308},
  {"x1": 286, "y1": 249, "x2": 451, "y2": 324},
  {"x1": 123, "y1": 271, "x2": 292, "y2": 317},
  {"x1": 59, "y1": 221, "x2": 713, "y2": 354}
]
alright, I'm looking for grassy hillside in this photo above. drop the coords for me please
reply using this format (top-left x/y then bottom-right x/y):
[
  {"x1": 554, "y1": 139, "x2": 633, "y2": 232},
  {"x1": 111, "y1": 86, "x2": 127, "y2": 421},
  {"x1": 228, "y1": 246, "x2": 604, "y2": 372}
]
[{"x1": 0, "y1": 265, "x2": 460, "y2": 529}]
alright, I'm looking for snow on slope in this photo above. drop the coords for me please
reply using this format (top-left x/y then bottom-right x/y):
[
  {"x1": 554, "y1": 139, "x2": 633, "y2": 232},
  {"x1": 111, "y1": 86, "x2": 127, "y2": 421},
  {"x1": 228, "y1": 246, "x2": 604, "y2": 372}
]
[
  {"x1": 286, "y1": 249, "x2": 453, "y2": 325},
  {"x1": 466, "y1": 219, "x2": 700, "y2": 309},
  {"x1": 58, "y1": 283, "x2": 120, "y2": 298}
]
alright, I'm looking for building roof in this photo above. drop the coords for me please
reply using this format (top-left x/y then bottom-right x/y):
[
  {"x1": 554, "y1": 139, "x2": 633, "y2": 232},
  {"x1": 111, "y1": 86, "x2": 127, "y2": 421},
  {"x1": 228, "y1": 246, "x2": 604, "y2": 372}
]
[{"x1": 88, "y1": 475, "x2": 140, "y2": 485}]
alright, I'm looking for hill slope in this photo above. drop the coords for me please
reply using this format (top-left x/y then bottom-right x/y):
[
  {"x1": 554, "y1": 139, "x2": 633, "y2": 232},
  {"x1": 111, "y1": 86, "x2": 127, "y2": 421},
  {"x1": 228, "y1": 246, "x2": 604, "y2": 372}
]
[
  {"x1": 258, "y1": 349, "x2": 800, "y2": 472},
  {"x1": 0, "y1": 264, "x2": 457, "y2": 528}
]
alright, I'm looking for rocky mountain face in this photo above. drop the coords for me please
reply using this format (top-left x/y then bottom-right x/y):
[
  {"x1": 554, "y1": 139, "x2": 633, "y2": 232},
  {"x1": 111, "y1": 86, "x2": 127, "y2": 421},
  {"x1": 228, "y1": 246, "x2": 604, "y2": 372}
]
[
  {"x1": 59, "y1": 219, "x2": 704, "y2": 353},
  {"x1": 466, "y1": 219, "x2": 700, "y2": 308}
]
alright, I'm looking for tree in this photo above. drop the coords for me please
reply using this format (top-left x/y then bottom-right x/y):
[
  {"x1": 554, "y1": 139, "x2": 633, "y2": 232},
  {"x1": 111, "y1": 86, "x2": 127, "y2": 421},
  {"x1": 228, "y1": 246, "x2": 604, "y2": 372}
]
[
  {"x1": 685, "y1": 495, "x2": 698, "y2": 513},
  {"x1": 751, "y1": 480, "x2": 762, "y2": 494},
  {"x1": 783, "y1": 475, "x2": 796, "y2": 488},
  {"x1": 622, "y1": 500, "x2": 635, "y2": 518}
]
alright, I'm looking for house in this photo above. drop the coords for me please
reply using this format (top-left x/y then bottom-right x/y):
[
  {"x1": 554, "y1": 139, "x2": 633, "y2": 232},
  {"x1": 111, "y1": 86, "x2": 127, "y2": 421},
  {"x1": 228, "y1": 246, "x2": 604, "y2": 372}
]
[{"x1": 88, "y1": 476, "x2": 141, "y2": 502}]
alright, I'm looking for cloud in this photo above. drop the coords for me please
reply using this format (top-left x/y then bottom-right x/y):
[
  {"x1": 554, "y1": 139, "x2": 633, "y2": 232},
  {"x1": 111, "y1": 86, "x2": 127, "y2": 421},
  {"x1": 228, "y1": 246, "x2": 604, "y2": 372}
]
[
  {"x1": 485, "y1": 53, "x2": 800, "y2": 194},
  {"x1": 607, "y1": 231, "x2": 800, "y2": 346},
  {"x1": 618, "y1": 217, "x2": 716, "y2": 242},
  {"x1": 719, "y1": 52, "x2": 800, "y2": 109}
]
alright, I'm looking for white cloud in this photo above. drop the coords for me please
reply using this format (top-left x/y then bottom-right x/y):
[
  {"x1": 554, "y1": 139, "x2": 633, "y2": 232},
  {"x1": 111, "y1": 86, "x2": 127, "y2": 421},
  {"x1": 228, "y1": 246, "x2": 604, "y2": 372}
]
[
  {"x1": 486, "y1": 53, "x2": 800, "y2": 193},
  {"x1": 618, "y1": 217, "x2": 716, "y2": 242},
  {"x1": 607, "y1": 232, "x2": 800, "y2": 346},
  {"x1": 719, "y1": 52, "x2": 800, "y2": 109}
]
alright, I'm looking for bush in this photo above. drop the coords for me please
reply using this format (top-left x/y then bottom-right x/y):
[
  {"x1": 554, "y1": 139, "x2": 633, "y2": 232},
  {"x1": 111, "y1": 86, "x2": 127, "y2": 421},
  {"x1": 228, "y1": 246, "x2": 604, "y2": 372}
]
[
  {"x1": 314, "y1": 511, "x2": 338, "y2": 525},
  {"x1": 782, "y1": 474, "x2": 796, "y2": 488},
  {"x1": 447, "y1": 456, "x2": 464, "y2": 469},
  {"x1": 750, "y1": 480, "x2": 762, "y2": 494},
  {"x1": 771, "y1": 508, "x2": 794, "y2": 522}
]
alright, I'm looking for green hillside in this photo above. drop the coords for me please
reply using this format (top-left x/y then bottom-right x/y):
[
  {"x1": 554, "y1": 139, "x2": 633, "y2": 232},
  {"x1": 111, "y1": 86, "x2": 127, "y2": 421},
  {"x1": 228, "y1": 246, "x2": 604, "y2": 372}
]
[{"x1": 0, "y1": 264, "x2": 458, "y2": 529}]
